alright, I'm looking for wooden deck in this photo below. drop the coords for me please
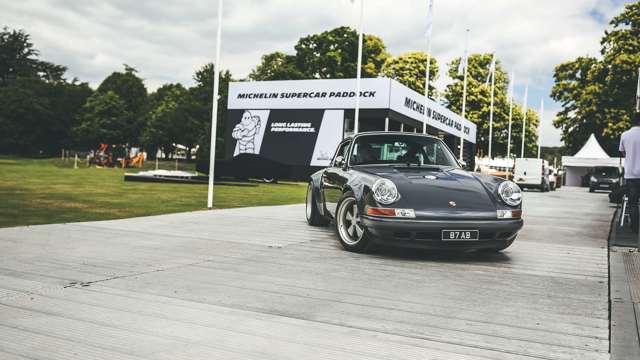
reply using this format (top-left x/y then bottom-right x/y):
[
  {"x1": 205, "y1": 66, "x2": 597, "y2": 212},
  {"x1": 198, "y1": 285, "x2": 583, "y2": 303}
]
[{"x1": 0, "y1": 187, "x2": 613, "y2": 359}]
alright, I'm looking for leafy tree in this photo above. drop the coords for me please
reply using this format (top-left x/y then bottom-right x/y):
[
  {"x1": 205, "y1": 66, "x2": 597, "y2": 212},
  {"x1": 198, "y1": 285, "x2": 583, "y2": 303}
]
[
  {"x1": 551, "y1": 2, "x2": 640, "y2": 155},
  {"x1": 249, "y1": 52, "x2": 305, "y2": 81},
  {"x1": 381, "y1": 51, "x2": 439, "y2": 95},
  {"x1": 0, "y1": 27, "x2": 66, "y2": 85},
  {"x1": 73, "y1": 91, "x2": 131, "y2": 147},
  {"x1": 444, "y1": 53, "x2": 539, "y2": 157},
  {"x1": 97, "y1": 65, "x2": 148, "y2": 143},
  {"x1": 191, "y1": 63, "x2": 234, "y2": 172},
  {"x1": 141, "y1": 84, "x2": 187, "y2": 158},
  {"x1": 294, "y1": 26, "x2": 390, "y2": 79}
]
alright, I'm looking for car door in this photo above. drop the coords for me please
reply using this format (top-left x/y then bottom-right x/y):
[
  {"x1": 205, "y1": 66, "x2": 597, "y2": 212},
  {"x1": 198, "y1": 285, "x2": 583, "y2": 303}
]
[{"x1": 322, "y1": 140, "x2": 351, "y2": 217}]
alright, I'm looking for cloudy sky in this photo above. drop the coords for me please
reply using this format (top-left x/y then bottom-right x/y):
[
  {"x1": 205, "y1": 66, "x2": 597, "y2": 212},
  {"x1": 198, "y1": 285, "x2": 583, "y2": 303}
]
[{"x1": 1, "y1": 0, "x2": 634, "y2": 146}]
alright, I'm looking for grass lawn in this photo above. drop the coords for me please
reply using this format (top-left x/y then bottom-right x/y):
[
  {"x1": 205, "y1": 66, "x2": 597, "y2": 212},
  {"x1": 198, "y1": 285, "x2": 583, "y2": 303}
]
[{"x1": 0, "y1": 156, "x2": 307, "y2": 228}]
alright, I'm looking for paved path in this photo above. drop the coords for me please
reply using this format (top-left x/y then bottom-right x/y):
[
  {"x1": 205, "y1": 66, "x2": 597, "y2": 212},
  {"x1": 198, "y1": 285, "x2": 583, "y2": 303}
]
[{"x1": 0, "y1": 187, "x2": 613, "y2": 359}]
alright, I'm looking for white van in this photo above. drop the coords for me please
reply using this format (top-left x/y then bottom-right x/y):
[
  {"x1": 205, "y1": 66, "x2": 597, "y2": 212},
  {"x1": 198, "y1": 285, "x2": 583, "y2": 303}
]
[{"x1": 514, "y1": 158, "x2": 550, "y2": 192}]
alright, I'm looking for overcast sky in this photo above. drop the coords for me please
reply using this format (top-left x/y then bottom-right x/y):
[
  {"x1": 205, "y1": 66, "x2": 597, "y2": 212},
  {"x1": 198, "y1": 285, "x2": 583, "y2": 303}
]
[{"x1": 1, "y1": 0, "x2": 634, "y2": 146}]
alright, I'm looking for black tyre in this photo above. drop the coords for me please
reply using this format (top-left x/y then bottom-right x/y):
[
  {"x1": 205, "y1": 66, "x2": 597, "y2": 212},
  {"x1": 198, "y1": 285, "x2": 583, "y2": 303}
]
[
  {"x1": 589, "y1": 187, "x2": 595, "y2": 193},
  {"x1": 335, "y1": 191, "x2": 372, "y2": 253},
  {"x1": 306, "y1": 182, "x2": 328, "y2": 226}
]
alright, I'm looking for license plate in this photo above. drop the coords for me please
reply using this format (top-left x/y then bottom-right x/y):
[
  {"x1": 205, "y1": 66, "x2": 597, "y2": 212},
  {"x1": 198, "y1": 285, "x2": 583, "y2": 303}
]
[
  {"x1": 601, "y1": 184, "x2": 609, "y2": 188},
  {"x1": 442, "y1": 230, "x2": 479, "y2": 241}
]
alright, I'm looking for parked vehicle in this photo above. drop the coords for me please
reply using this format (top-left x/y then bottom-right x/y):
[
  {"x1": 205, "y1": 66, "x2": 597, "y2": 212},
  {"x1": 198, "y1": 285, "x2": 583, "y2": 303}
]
[
  {"x1": 589, "y1": 166, "x2": 621, "y2": 192},
  {"x1": 513, "y1": 158, "x2": 550, "y2": 192},
  {"x1": 305, "y1": 132, "x2": 524, "y2": 253}
]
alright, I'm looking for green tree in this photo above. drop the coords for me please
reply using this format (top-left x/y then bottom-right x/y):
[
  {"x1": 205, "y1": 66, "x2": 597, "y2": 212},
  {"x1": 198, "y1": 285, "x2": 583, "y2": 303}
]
[
  {"x1": 73, "y1": 91, "x2": 131, "y2": 147},
  {"x1": 551, "y1": 2, "x2": 640, "y2": 155},
  {"x1": 444, "y1": 53, "x2": 539, "y2": 157},
  {"x1": 293, "y1": 26, "x2": 390, "y2": 79},
  {"x1": 0, "y1": 27, "x2": 91, "y2": 155},
  {"x1": 381, "y1": 51, "x2": 439, "y2": 95},
  {"x1": 141, "y1": 84, "x2": 187, "y2": 158},
  {"x1": 0, "y1": 27, "x2": 66, "y2": 85},
  {"x1": 186, "y1": 63, "x2": 233, "y2": 172},
  {"x1": 249, "y1": 52, "x2": 305, "y2": 81},
  {"x1": 97, "y1": 65, "x2": 148, "y2": 143}
]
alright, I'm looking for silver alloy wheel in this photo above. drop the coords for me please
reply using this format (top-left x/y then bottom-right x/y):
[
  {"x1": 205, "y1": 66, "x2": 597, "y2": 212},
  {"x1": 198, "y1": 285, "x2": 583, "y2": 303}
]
[
  {"x1": 305, "y1": 185, "x2": 313, "y2": 221},
  {"x1": 337, "y1": 197, "x2": 364, "y2": 245}
]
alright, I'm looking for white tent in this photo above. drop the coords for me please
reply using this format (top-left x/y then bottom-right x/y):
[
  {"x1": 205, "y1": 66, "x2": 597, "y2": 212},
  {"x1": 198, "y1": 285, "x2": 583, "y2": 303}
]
[{"x1": 561, "y1": 134, "x2": 622, "y2": 186}]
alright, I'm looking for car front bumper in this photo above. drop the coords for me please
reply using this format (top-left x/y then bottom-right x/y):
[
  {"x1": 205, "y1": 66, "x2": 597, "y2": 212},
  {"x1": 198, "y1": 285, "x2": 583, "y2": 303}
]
[{"x1": 362, "y1": 216, "x2": 524, "y2": 250}]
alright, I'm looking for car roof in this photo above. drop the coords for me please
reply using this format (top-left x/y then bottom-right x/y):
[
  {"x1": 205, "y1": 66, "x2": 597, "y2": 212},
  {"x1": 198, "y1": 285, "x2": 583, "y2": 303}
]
[{"x1": 343, "y1": 131, "x2": 440, "y2": 142}]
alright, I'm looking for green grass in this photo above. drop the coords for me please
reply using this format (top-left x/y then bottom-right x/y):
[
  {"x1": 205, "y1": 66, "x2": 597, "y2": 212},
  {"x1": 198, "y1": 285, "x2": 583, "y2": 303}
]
[{"x1": 0, "y1": 156, "x2": 307, "y2": 228}]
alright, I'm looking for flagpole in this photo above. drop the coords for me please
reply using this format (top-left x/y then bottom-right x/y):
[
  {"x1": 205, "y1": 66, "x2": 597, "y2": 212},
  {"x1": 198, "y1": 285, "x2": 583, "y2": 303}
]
[
  {"x1": 487, "y1": 55, "x2": 495, "y2": 160},
  {"x1": 636, "y1": 66, "x2": 639, "y2": 112},
  {"x1": 459, "y1": 29, "x2": 469, "y2": 161},
  {"x1": 507, "y1": 72, "x2": 514, "y2": 159},
  {"x1": 207, "y1": 0, "x2": 223, "y2": 209},
  {"x1": 423, "y1": 0, "x2": 434, "y2": 134},
  {"x1": 520, "y1": 84, "x2": 529, "y2": 158},
  {"x1": 537, "y1": 99, "x2": 543, "y2": 159},
  {"x1": 353, "y1": 0, "x2": 364, "y2": 135}
]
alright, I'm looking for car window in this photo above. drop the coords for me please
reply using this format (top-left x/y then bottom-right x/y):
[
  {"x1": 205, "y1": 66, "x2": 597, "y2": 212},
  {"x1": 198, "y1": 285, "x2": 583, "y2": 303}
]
[
  {"x1": 332, "y1": 141, "x2": 351, "y2": 167},
  {"x1": 350, "y1": 134, "x2": 458, "y2": 167},
  {"x1": 593, "y1": 167, "x2": 619, "y2": 177}
]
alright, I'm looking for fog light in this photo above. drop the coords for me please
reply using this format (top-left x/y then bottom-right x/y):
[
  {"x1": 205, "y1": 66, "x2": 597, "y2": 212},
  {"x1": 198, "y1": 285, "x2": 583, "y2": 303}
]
[
  {"x1": 497, "y1": 210, "x2": 522, "y2": 219},
  {"x1": 366, "y1": 207, "x2": 415, "y2": 218}
]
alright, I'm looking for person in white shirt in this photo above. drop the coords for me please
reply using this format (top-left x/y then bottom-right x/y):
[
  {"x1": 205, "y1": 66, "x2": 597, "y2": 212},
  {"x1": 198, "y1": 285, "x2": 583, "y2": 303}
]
[{"x1": 619, "y1": 112, "x2": 640, "y2": 233}]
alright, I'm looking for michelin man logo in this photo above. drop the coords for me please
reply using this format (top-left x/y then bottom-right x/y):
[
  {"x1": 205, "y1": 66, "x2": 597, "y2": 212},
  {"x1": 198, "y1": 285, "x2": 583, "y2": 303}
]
[{"x1": 232, "y1": 110, "x2": 262, "y2": 154}]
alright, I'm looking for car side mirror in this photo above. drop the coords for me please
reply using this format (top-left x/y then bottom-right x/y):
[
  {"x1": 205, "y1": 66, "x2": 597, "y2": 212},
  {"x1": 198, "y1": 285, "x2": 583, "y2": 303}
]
[
  {"x1": 334, "y1": 155, "x2": 345, "y2": 168},
  {"x1": 459, "y1": 160, "x2": 468, "y2": 169}
]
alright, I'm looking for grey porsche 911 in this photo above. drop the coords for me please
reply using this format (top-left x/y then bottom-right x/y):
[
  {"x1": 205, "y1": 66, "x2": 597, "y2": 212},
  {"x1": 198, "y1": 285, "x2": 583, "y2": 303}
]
[{"x1": 305, "y1": 132, "x2": 523, "y2": 253}]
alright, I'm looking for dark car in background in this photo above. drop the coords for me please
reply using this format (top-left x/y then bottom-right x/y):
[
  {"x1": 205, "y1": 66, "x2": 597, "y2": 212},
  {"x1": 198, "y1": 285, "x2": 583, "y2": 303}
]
[
  {"x1": 305, "y1": 132, "x2": 524, "y2": 253},
  {"x1": 589, "y1": 166, "x2": 621, "y2": 192}
]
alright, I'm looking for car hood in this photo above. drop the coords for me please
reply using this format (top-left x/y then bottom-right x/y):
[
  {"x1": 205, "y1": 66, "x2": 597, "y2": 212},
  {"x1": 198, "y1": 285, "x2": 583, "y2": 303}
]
[{"x1": 354, "y1": 165, "x2": 498, "y2": 216}]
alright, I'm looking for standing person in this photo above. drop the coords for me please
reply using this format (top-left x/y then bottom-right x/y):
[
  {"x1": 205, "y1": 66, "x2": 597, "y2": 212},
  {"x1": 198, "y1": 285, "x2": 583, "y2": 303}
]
[{"x1": 619, "y1": 112, "x2": 640, "y2": 233}]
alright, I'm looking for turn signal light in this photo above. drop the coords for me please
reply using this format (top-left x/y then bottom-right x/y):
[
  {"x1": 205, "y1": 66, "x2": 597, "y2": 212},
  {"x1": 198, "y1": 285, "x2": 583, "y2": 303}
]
[
  {"x1": 497, "y1": 209, "x2": 522, "y2": 219},
  {"x1": 366, "y1": 207, "x2": 416, "y2": 218}
]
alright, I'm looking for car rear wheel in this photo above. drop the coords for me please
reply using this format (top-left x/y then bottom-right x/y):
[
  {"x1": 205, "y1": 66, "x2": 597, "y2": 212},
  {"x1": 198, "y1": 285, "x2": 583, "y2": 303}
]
[
  {"x1": 306, "y1": 182, "x2": 328, "y2": 226},
  {"x1": 335, "y1": 191, "x2": 372, "y2": 252}
]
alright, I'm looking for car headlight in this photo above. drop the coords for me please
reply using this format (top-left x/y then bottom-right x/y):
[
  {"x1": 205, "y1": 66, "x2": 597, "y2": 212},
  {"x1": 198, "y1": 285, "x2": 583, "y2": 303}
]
[
  {"x1": 498, "y1": 181, "x2": 522, "y2": 206},
  {"x1": 372, "y1": 179, "x2": 399, "y2": 205},
  {"x1": 590, "y1": 176, "x2": 597, "y2": 183}
]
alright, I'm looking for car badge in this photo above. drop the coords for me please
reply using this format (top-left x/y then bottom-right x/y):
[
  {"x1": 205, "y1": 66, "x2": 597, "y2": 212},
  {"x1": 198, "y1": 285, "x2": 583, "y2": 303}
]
[
  {"x1": 448, "y1": 201, "x2": 457, "y2": 208},
  {"x1": 424, "y1": 175, "x2": 437, "y2": 180}
]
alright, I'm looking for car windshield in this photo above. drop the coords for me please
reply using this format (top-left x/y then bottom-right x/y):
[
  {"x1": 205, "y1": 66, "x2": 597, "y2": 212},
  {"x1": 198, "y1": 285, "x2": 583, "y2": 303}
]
[
  {"x1": 350, "y1": 134, "x2": 459, "y2": 167},
  {"x1": 593, "y1": 167, "x2": 619, "y2": 177}
]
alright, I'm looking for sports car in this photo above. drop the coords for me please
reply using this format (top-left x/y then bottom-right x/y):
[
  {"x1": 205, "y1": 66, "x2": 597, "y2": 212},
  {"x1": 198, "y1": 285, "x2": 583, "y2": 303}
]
[{"x1": 305, "y1": 132, "x2": 523, "y2": 252}]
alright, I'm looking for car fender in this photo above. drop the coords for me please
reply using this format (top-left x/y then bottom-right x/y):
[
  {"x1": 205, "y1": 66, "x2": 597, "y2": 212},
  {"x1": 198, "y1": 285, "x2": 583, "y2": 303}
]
[{"x1": 309, "y1": 170, "x2": 326, "y2": 216}]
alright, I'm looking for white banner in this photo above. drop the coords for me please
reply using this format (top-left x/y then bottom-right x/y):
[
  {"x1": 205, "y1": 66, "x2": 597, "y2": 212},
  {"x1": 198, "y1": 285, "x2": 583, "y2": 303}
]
[
  {"x1": 388, "y1": 81, "x2": 477, "y2": 143},
  {"x1": 310, "y1": 110, "x2": 345, "y2": 166},
  {"x1": 228, "y1": 78, "x2": 476, "y2": 144},
  {"x1": 228, "y1": 79, "x2": 390, "y2": 110}
]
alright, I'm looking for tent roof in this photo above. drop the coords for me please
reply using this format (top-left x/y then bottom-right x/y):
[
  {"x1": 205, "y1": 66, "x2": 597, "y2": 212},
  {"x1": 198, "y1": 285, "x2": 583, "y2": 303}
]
[{"x1": 573, "y1": 134, "x2": 610, "y2": 158}]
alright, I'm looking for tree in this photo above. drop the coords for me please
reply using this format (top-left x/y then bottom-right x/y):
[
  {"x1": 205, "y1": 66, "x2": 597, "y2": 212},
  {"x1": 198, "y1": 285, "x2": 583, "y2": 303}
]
[
  {"x1": 381, "y1": 51, "x2": 439, "y2": 95},
  {"x1": 249, "y1": 52, "x2": 305, "y2": 81},
  {"x1": 73, "y1": 91, "x2": 131, "y2": 147},
  {"x1": 186, "y1": 63, "x2": 233, "y2": 172},
  {"x1": 0, "y1": 27, "x2": 66, "y2": 85},
  {"x1": 551, "y1": 2, "x2": 640, "y2": 155},
  {"x1": 0, "y1": 27, "x2": 91, "y2": 155},
  {"x1": 444, "y1": 53, "x2": 539, "y2": 157},
  {"x1": 141, "y1": 84, "x2": 187, "y2": 158},
  {"x1": 294, "y1": 26, "x2": 390, "y2": 79},
  {"x1": 97, "y1": 65, "x2": 148, "y2": 143}
]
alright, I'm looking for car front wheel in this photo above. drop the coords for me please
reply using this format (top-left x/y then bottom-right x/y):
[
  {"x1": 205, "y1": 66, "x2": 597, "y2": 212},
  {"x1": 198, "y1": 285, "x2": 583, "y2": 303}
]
[{"x1": 335, "y1": 191, "x2": 372, "y2": 252}]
